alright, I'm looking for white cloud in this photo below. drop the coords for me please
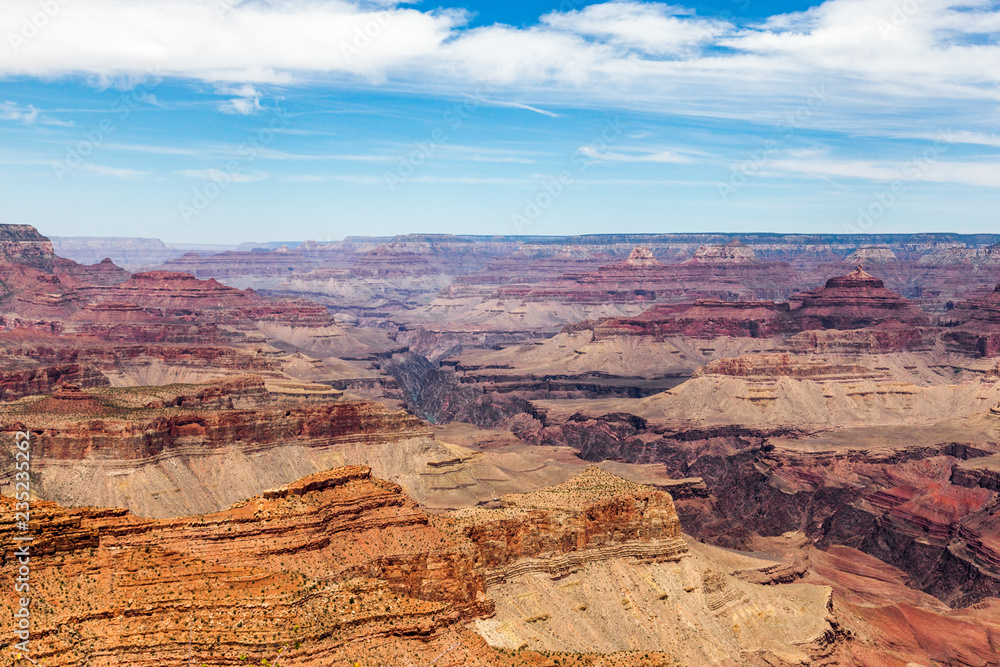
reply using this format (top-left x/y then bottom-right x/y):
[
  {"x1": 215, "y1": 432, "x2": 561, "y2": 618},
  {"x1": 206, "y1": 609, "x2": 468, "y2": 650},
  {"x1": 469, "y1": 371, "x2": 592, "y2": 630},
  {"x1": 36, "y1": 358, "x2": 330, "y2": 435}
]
[
  {"x1": 541, "y1": 2, "x2": 729, "y2": 56},
  {"x1": 0, "y1": 0, "x2": 463, "y2": 82},
  {"x1": 579, "y1": 146, "x2": 696, "y2": 163},
  {"x1": 218, "y1": 96, "x2": 262, "y2": 115},
  {"x1": 766, "y1": 156, "x2": 1000, "y2": 188},
  {"x1": 217, "y1": 84, "x2": 262, "y2": 115},
  {"x1": 177, "y1": 168, "x2": 268, "y2": 182},
  {"x1": 80, "y1": 163, "x2": 149, "y2": 179},
  {"x1": 1, "y1": 0, "x2": 1000, "y2": 140},
  {"x1": 0, "y1": 101, "x2": 38, "y2": 123},
  {"x1": 281, "y1": 174, "x2": 330, "y2": 183},
  {"x1": 461, "y1": 94, "x2": 560, "y2": 118}
]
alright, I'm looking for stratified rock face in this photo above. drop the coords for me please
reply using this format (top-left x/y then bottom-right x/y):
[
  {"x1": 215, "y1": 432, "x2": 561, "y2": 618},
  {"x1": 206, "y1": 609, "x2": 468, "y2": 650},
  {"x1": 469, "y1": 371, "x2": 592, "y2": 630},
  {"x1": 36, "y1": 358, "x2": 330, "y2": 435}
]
[
  {"x1": 458, "y1": 468, "x2": 844, "y2": 665},
  {"x1": 0, "y1": 378, "x2": 429, "y2": 461},
  {"x1": 919, "y1": 243, "x2": 1000, "y2": 266},
  {"x1": 594, "y1": 299, "x2": 791, "y2": 339},
  {"x1": 783, "y1": 327, "x2": 930, "y2": 354},
  {"x1": 694, "y1": 353, "x2": 885, "y2": 380},
  {"x1": 688, "y1": 239, "x2": 757, "y2": 264},
  {"x1": 945, "y1": 284, "x2": 1000, "y2": 326},
  {"x1": 449, "y1": 466, "x2": 688, "y2": 579},
  {"x1": 0, "y1": 466, "x2": 494, "y2": 666},
  {"x1": 940, "y1": 284, "x2": 1000, "y2": 356},
  {"x1": 0, "y1": 329, "x2": 281, "y2": 388},
  {"x1": 401, "y1": 252, "x2": 800, "y2": 332},
  {"x1": 789, "y1": 266, "x2": 930, "y2": 330},
  {"x1": 0, "y1": 363, "x2": 109, "y2": 402},
  {"x1": 585, "y1": 268, "x2": 930, "y2": 345},
  {"x1": 624, "y1": 246, "x2": 661, "y2": 267},
  {"x1": 65, "y1": 270, "x2": 333, "y2": 341},
  {"x1": 82, "y1": 271, "x2": 257, "y2": 310},
  {"x1": 546, "y1": 411, "x2": 1000, "y2": 609},
  {"x1": 0, "y1": 224, "x2": 57, "y2": 270},
  {"x1": 638, "y1": 365, "x2": 1000, "y2": 428},
  {"x1": 846, "y1": 246, "x2": 897, "y2": 264}
]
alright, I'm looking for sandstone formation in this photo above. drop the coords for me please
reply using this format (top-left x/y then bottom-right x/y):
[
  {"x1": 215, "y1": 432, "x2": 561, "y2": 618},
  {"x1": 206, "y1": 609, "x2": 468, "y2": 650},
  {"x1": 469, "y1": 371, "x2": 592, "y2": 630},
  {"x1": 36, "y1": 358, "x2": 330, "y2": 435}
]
[
  {"x1": 593, "y1": 300, "x2": 790, "y2": 339},
  {"x1": 940, "y1": 283, "x2": 1000, "y2": 356},
  {"x1": 0, "y1": 463, "x2": 860, "y2": 666},
  {"x1": 13, "y1": 227, "x2": 1000, "y2": 665},
  {"x1": 623, "y1": 246, "x2": 661, "y2": 267},
  {"x1": 845, "y1": 246, "x2": 897, "y2": 264},
  {"x1": 788, "y1": 267, "x2": 931, "y2": 330},
  {"x1": 448, "y1": 467, "x2": 689, "y2": 579},
  {"x1": 511, "y1": 404, "x2": 1000, "y2": 614},
  {"x1": 0, "y1": 377, "x2": 433, "y2": 517},
  {"x1": 457, "y1": 469, "x2": 837, "y2": 664},
  {"x1": 0, "y1": 466, "x2": 498, "y2": 666},
  {"x1": 687, "y1": 239, "x2": 757, "y2": 264}
]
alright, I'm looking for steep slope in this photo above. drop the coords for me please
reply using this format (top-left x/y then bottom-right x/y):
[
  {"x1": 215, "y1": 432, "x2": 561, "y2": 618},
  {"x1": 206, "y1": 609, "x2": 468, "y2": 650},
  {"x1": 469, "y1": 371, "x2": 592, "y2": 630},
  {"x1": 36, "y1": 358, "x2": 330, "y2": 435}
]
[
  {"x1": 636, "y1": 353, "x2": 1000, "y2": 427},
  {"x1": 0, "y1": 466, "x2": 496, "y2": 667}
]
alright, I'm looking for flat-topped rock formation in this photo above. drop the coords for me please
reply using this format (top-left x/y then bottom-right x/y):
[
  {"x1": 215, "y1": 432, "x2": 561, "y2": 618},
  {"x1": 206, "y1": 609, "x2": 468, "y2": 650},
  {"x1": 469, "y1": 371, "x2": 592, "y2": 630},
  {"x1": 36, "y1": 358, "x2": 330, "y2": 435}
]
[
  {"x1": 25, "y1": 383, "x2": 114, "y2": 415},
  {"x1": 693, "y1": 352, "x2": 889, "y2": 381},
  {"x1": 401, "y1": 259, "x2": 801, "y2": 334},
  {"x1": 687, "y1": 239, "x2": 757, "y2": 264},
  {"x1": 51, "y1": 235, "x2": 185, "y2": 270},
  {"x1": 593, "y1": 299, "x2": 791, "y2": 339},
  {"x1": 160, "y1": 248, "x2": 319, "y2": 278},
  {"x1": 4, "y1": 381, "x2": 428, "y2": 462},
  {"x1": 919, "y1": 242, "x2": 1000, "y2": 266},
  {"x1": 845, "y1": 246, "x2": 897, "y2": 264},
  {"x1": 75, "y1": 270, "x2": 331, "y2": 326},
  {"x1": 577, "y1": 267, "x2": 932, "y2": 352},
  {"x1": 449, "y1": 466, "x2": 688, "y2": 579},
  {"x1": 639, "y1": 365, "x2": 1000, "y2": 428},
  {"x1": 788, "y1": 266, "x2": 931, "y2": 330}
]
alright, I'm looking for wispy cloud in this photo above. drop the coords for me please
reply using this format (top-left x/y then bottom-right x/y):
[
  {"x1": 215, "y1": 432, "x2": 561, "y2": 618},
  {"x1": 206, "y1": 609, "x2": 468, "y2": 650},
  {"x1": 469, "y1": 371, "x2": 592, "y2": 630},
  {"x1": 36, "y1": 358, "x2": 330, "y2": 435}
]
[
  {"x1": 281, "y1": 174, "x2": 332, "y2": 183},
  {"x1": 579, "y1": 146, "x2": 696, "y2": 164},
  {"x1": 217, "y1": 84, "x2": 263, "y2": 115},
  {"x1": 0, "y1": 101, "x2": 38, "y2": 123},
  {"x1": 104, "y1": 143, "x2": 203, "y2": 156},
  {"x1": 177, "y1": 168, "x2": 268, "y2": 182},
  {"x1": 81, "y1": 163, "x2": 149, "y2": 180},
  {"x1": 766, "y1": 157, "x2": 1000, "y2": 188},
  {"x1": 461, "y1": 94, "x2": 560, "y2": 118}
]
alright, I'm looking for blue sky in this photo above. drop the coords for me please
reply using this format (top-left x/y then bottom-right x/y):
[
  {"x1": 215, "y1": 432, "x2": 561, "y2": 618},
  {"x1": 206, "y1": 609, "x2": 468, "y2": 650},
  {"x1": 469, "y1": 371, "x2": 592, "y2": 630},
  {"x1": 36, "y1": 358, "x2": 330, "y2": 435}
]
[{"x1": 1, "y1": 0, "x2": 1000, "y2": 244}]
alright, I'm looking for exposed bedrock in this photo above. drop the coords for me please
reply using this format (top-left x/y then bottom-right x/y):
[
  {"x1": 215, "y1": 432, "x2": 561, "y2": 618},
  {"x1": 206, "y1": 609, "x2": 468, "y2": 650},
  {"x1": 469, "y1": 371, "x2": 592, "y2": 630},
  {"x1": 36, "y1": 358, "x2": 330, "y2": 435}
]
[
  {"x1": 0, "y1": 466, "x2": 495, "y2": 666},
  {"x1": 382, "y1": 348, "x2": 685, "y2": 427},
  {"x1": 0, "y1": 362, "x2": 109, "y2": 401},
  {"x1": 1, "y1": 395, "x2": 429, "y2": 462},
  {"x1": 513, "y1": 410, "x2": 1000, "y2": 608},
  {"x1": 380, "y1": 350, "x2": 546, "y2": 426}
]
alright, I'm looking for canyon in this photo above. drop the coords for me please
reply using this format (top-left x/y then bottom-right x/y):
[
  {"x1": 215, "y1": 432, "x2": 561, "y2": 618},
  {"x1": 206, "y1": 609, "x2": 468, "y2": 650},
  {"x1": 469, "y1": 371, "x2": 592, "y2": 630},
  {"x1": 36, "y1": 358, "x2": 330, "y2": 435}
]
[{"x1": 4, "y1": 226, "x2": 1000, "y2": 665}]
